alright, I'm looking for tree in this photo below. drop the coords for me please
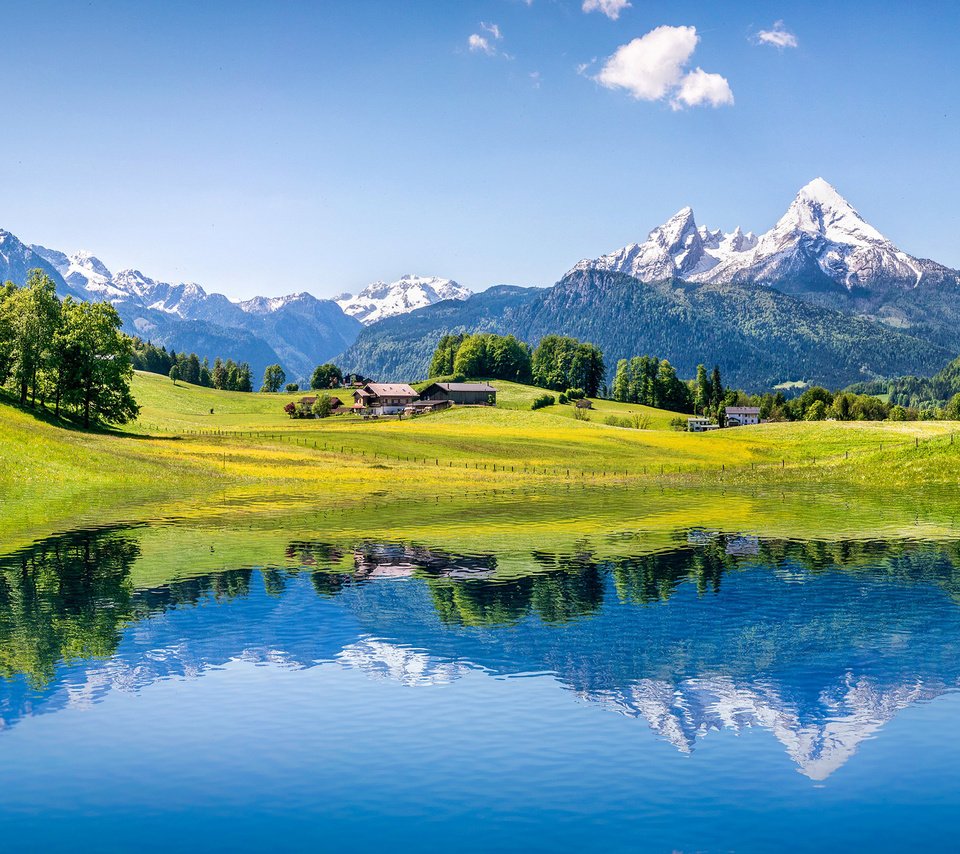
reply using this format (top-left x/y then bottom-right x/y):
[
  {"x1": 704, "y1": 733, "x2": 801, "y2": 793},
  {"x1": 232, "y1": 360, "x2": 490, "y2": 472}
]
[
  {"x1": 944, "y1": 393, "x2": 960, "y2": 421},
  {"x1": 452, "y1": 334, "x2": 488, "y2": 378},
  {"x1": 0, "y1": 280, "x2": 17, "y2": 385},
  {"x1": 1, "y1": 270, "x2": 61, "y2": 405},
  {"x1": 656, "y1": 360, "x2": 690, "y2": 412},
  {"x1": 182, "y1": 352, "x2": 201, "y2": 385},
  {"x1": 612, "y1": 359, "x2": 630, "y2": 402},
  {"x1": 56, "y1": 299, "x2": 139, "y2": 428},
  {"x1": 805, "y1": 400, "x2": 827, "y2": 421},
  {"x1": 428, "y1": 334, "x2": 465, "y2": 377},
  {"x1": 285, "y1": 383, "x2": 299, "y2": 392},
  {"x1": 260, "y1": 364, "x2": 286, "y2": 393},
  {"x1": 310, "y1": 362, "x2": 343, "y2": 390},
  {"x1": 235, "y1": 363, "x2": 253, "y2": 393},
  {"x1": 709, "y1": 366, "x2": 723, "y2": 412},
  {"x1": 169, "y1": 364, "x2": 180, "y2": 385},
  {"x1": 212, "y1": 357, "x2": 226, "y2": 389},
  {"x1": 694, "y1": 364, "x2": 710, "y2": 415},
  {"x1": 312, "y1": 394, "x2": 334, "y2": 418},
  {"x1": 888, "y1": 405, "x2": 907, "y2": 422}
]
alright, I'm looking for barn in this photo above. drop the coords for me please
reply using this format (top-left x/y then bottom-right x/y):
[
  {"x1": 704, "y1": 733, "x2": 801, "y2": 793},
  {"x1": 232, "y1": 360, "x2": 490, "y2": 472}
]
[{"x1": 419, "y1": 382, "x2": 497, "y2": 406}]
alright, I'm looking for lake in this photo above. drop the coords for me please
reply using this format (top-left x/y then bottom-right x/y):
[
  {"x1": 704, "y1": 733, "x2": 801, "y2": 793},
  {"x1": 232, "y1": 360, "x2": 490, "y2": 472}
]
[{"x1": 1, "y1": 486, "x2": 959, "y2": 851}]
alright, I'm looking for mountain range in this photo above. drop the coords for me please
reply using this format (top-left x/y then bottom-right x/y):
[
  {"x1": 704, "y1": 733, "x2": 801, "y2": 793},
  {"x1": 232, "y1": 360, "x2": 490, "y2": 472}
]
[
  {"x1": 3, "y1": 178, "x2": 958, "y2": 391},
  {"x1": 342, "y1": 179, "x2": 960, "y2": 390},
  {"x1": 0, "y1": 230, "x2": 469, "y2": 382}
]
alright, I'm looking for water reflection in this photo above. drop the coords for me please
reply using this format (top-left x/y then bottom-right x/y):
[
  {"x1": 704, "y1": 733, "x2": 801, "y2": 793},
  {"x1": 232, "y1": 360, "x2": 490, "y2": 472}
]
[{"x1": 2, "y1": 526, "x2": 960, "y2": 780}]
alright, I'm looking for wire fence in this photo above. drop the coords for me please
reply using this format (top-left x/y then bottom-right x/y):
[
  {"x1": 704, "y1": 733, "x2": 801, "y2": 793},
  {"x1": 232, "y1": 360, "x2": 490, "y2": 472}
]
[{"x1": 132, "y1": 422, "x2": 958, "y2": 482}]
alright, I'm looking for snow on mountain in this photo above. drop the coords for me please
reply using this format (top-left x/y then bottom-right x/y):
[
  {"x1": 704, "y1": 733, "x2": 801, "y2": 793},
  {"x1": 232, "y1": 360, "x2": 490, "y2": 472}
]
[
  {"x1": 573, "y1": 178, "x2": 955, "y2": 292},
  {"x1": 3, "y1": 227, "x2": 362, "y2": 381},
  {"x1": 237, "y1": 293, "x2": 314, "y2": 315},
  {"x1": 585, "y1": 673, "x2": 945, "y2": 780},
  {"x1": 337, "y1": 274, "x2": 471, "y2": 325}
]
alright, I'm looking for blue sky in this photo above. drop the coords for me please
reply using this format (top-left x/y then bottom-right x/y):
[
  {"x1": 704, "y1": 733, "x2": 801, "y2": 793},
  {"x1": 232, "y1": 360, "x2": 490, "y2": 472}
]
[{"x1": 2, "y1": 0, "x2": 958, "y2": 298}]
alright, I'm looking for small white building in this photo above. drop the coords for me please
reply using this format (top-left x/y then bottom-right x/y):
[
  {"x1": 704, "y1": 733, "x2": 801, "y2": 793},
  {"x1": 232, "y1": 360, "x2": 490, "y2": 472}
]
[
  {"x1": 687, "y1": 417, "x2": 719, "y2": 433},
  {"x1": 725, "y1": 406, "x2": 761, "y2": 427}
]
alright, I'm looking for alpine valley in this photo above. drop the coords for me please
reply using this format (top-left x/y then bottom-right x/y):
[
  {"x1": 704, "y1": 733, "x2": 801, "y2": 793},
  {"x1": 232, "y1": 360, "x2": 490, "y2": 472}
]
[
  {"x1": 3, "y1": 178, "x2": 959, "y2": 391},
  {"x1": 341, "y1": 179, "x2": 960, "y2": 390}
]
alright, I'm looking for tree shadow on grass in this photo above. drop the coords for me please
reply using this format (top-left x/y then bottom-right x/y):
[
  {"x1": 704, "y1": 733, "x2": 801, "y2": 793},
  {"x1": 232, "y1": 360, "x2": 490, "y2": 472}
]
[{"x1": 0, "y1": 390, "x2": 182, "y2": 441}]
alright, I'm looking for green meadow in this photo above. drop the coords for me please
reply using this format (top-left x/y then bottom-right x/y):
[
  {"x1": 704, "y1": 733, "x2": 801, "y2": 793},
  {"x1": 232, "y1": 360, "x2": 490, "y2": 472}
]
[{"x1": 2, "y1": 370, "x2": 960, "y2": 554}]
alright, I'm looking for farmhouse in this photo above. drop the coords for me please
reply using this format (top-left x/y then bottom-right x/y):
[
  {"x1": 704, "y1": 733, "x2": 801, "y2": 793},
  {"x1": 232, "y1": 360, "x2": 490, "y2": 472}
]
[
  {"x1": 353, "y1": 383, "x2": 419, "y2": 416},
  {"x1": 299, "y1": 395, "x2": 343, "y2": 410},
  {"x1": 687, "y1": 417, "x2": 719, "y2": 433},
  {"x1": 420, "y1": 382, "x2": 497, "y2": 406},
  {"x1": 725, "y1": 406, "x2": 761, "y2": 427}
]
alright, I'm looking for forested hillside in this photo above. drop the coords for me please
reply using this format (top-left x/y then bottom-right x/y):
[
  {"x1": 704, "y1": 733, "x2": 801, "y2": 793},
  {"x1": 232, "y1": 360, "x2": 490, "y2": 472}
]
[{"x1": 339, "y1": 271, "x2": 953, "y2": 390}]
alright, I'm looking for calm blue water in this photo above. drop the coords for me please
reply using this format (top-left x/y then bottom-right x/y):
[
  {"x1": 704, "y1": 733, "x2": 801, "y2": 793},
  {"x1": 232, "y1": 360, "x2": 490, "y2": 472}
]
[{"x1": 1, "y1": 526, "x2": 960, "y2": 851}]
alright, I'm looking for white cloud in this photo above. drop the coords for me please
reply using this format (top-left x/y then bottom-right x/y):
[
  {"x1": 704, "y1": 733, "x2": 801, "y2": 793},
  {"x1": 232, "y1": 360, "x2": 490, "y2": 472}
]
[
  {"x1": 468, "y1": 22, "x2": 505, "y2": 57},
  {"x1": 582, "y1": 0, "x2": 631, "y2": 20},
  {"x1": 594, "y1": 25, "x2": 733, "y2": 109},
  {"x1": 468, "y1": 33, "x2": 494, "y2": 55},
  {"x1": 529, "y1": 71, "x2": 541, "y2": 88},
  {"x1": 755, "y1": 21, "x2": 798, "y2": 49},
  {"x1": 671, "y1": 68, "x2": 735, "y2": 109}
]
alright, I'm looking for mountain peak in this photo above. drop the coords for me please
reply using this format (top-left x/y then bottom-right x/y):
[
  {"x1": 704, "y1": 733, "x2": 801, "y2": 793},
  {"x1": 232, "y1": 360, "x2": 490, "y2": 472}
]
[
  {"x1": 572, "y1": 179, "x2": 951, "y2": 292},
  {"x1": 778, "y1": 177, "x2": 886, "y2": 245},
  {"x1": 337, "y1": 274, "x2": 470, "y2": 325},
  {"x1": 69, "y1": 250, "x2": 112, "y2": 280},
  {"x1": 796, "y1": 176, "x2": 843, "y2": 204}
]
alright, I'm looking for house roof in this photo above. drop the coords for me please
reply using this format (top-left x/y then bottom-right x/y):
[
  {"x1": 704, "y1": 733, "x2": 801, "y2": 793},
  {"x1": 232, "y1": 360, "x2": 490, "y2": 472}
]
[
  {"x1": 725, "y1": 406, "x2": 760, "y2": 414},
  {"x1": 423, "y1": 382, "x2": 497, "y2": 393},
  {"x1": 363, "y1": 382, "x2": 419, "y2": 397}
]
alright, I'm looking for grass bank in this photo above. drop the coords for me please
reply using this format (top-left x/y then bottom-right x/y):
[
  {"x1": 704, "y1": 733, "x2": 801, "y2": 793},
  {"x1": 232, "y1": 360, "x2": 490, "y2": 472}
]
[{"x1": 1, "y1": 371, "x2": 959, "y2": 551}]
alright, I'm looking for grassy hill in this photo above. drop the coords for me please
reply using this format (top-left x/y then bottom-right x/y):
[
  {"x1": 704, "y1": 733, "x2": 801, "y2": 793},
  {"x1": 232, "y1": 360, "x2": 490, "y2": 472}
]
[{"x1": 2, "y1": 370, "x2": 960, "y2": 552}]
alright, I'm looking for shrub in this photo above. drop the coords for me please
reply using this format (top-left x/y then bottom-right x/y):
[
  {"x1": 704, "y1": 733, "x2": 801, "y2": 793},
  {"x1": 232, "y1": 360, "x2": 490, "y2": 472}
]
[
  {"x1": 888, "y1": 405, "x2": 907, "y2": 422},
  {"x1": 670, "y1": 416, "x2": 687, "y2": 431},
  {"x1": 558, "y1": 393, "x2": 568, "y2": 404},
  {"x1": 573, "y1": 407, "x2": 589, "y2": 421},
  {"x1": 283, "y1": 402, "x2": 297, "y2": 418},
  {"x1": 285, "y1": 383, "x2": 299, "y2": 393},
  {"x1": 565, "y1": 388, "x2": 585, "y2": 400},
  {"x1": 531, "y1": 394, "x2": 556, "y2": 410}
]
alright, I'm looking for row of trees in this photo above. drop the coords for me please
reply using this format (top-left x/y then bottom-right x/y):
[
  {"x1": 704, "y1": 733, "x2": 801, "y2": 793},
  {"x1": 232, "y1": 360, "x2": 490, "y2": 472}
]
[
  {"x1": 133, "y1": 339, "x2": 254, "y2": 392},
  {"x1": 770, "y1": 386, "x2": 931, "y2": 422},
  {"x1": 427, "y1": 333, "x2": 606, "y2": 397},
  {"x1": 0, "y1": 271, "x2": 138, "y2": 427},
  {"x1": 428, "y1": 333, "x2": 533, "y2": 383}
]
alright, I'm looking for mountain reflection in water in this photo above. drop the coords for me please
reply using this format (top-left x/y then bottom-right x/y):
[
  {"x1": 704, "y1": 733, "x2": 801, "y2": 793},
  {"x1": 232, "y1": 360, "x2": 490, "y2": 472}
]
[{"x1": 2, "y1": 526, "x2": 960, "y2": 781}]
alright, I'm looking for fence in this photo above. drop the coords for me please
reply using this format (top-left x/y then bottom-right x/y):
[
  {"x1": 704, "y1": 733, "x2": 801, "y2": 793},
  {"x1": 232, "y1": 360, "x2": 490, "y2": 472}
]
[{"x1": 133, "y1": 422, "x2": 958, "y2": 482}]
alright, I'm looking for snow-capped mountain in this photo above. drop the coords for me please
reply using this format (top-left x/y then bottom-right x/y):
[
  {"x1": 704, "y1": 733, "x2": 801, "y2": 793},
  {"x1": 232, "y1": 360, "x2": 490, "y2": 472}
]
[
  {"x1": 4, "y1": 232, "x2": 362, "y2": 382},
  {"x1": 337, "y1": 274, "x2": 471, "y2": 325},
  {"x1": 573, "y1": 178, "x2": 956, "y2": 294}
]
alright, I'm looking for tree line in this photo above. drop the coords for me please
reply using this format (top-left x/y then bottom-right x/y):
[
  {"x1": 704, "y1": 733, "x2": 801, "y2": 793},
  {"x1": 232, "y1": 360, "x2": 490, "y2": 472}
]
[
  {"x1": 0, "y1": 271, "x2": 138, "y2": 427},
  {"x1": 428, "y1": 333, "x2": 606, "y2": 397},
  {"x1": 133, "y1": 339, "x2": 254, "y2": 392}
]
